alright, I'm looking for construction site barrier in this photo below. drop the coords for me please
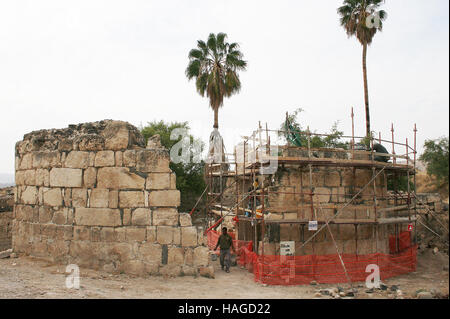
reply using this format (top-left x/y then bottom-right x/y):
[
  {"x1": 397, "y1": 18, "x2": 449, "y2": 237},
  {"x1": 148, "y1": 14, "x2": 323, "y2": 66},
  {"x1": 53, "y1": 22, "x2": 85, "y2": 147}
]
[{"x1": 207, "y1": 230, "x2": 417, "y2": 285}]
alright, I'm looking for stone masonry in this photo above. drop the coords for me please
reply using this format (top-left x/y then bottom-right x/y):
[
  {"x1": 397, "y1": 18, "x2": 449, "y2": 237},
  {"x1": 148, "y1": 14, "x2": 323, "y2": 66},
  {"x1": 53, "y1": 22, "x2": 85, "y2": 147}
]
[
  {"x1": 0, "y1": 187, "x2": 14, "y2": 251},
  {"x1": 13, "y1": 120, "x2": 212, "y2": 277}
]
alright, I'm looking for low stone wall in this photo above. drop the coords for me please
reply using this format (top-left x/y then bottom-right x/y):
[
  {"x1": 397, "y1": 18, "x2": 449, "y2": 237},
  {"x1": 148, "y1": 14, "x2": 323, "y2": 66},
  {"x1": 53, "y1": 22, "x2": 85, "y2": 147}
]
[
  {"x1": 13, "y1": 120, "x2": 212, "y2": 277},
  {"x1": 0, "y1": 187, "x2": 14, "y2": 251}
]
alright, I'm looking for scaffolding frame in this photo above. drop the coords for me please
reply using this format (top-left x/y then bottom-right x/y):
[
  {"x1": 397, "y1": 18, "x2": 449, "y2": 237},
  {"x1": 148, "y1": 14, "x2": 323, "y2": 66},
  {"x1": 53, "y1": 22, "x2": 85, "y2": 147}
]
[{"x1": 203, "y1": 109, "x2": 419, "y2": 284}]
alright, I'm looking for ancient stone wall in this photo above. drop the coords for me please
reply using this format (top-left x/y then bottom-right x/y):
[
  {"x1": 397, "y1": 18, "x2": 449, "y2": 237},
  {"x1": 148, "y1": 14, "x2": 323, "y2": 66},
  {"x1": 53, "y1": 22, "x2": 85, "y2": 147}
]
[
  {"x1": 0, "y1": 187, "x2": 14, "y2": 251},
  {"x1": 13, "y1": 120, "x2": 212, "y2": 277}
]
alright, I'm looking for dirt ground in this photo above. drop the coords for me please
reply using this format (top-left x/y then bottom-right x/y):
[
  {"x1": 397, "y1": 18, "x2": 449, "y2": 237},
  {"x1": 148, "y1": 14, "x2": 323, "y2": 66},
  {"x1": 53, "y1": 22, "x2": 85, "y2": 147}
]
[{"x1": 0, "y1": 247, "x2": 448, "y2": 299}]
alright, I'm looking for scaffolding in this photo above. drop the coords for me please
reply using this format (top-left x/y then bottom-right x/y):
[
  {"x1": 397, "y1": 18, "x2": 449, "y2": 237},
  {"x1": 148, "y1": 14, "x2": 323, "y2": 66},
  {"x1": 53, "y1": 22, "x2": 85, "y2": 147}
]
[{"x1": 201, "y1": 109, "x2": 419, "y2": 285}]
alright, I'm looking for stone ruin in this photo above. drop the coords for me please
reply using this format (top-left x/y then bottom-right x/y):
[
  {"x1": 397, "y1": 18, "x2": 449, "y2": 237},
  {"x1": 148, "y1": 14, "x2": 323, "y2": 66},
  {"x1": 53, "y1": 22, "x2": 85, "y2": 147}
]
[
  {"x1": 0, "y1": 187, "x2": 14, "y2": 251},
  {"x1": 12, "y1": 120, "x2": 213, "y2": 277}
]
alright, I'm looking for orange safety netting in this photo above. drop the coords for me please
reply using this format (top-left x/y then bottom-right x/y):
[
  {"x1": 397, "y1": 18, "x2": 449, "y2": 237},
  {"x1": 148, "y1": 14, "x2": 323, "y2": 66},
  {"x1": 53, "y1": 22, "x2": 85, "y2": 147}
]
[{"x1": 207, "y1": 230, "x2": 417, "y2": 286}]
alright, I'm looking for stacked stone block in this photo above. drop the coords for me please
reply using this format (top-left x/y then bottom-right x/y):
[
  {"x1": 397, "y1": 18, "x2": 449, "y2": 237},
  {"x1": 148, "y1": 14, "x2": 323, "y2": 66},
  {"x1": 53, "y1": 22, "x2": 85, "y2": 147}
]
[
  {"x1": 13, "y1": 120, "x2": 212, "y2": 277},
  {"x1": 0, "y1": 187, "x2": 14, "y2": 251}
]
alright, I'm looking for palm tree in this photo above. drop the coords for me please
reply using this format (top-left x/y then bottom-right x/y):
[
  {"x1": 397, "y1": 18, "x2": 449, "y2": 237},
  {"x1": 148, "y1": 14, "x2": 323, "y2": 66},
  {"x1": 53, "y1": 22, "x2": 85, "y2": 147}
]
[
  {"x1": 338, "y1": 0, "x2": 387, "y2": 137},
  {"x1": 186, "y1": 32, "x2": 247, "y2": 129}
]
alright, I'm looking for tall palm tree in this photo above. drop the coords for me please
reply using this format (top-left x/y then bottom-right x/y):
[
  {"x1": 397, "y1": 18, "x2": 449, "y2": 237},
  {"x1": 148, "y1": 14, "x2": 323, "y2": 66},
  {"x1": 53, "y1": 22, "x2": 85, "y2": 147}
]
[
  {"x1": 338, "y1": 0, "x2": 387, "y2": 137},
  {"x1": 186, "y1": 32, "x2": 247, "y2": 129}
]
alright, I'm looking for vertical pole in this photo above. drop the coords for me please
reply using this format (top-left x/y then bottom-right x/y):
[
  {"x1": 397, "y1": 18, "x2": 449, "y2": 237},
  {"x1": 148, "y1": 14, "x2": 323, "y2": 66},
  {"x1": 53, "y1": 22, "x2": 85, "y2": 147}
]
[
  {"x1": 413, "y1": 124, "x2": 418, "y2": 244},
  {"x1": 307, "y1": 126, "x2": 314, "y2": 220},
  {"x1": 371, "y1": 136, "x2": 378, "y2": 222},
  {"x1": 265, "y1": 123, "x2": 269, "y2": 156},
  {"x1": 243, "y1": 141, "x2": 246, "y2": 217},
  {"x1": 351, "y1": 107, "x2": 355, "y2": 158},
  {"x1": 391, "y1": 123, "x2": 396, "y2": 165},
  {"x1": 406, "y1": 138, "x2": 411, "y2": 222},
  {"x1": 235, "y1": 149, "x2": 239, "y2": 215},
  {"x1": 379, "y1": 132, "x2": 381, "y2": 145}
]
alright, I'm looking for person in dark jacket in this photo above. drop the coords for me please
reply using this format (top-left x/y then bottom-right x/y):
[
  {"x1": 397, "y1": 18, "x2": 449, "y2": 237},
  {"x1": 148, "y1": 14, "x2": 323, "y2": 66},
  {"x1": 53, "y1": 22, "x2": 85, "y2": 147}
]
[{"x1": 214, "y1": 227, "x2": 235, "y2": 273}]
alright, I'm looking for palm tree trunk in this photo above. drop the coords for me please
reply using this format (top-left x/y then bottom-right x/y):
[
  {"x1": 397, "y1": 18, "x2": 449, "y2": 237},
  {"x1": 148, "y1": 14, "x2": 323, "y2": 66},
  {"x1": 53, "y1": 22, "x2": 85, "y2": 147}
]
[
  {"x1": 362, "y1": 42, "x2": 371, "y2": 137},
  {"x1": 213, "y1": 107, "x2": 219, "y2": 129}
]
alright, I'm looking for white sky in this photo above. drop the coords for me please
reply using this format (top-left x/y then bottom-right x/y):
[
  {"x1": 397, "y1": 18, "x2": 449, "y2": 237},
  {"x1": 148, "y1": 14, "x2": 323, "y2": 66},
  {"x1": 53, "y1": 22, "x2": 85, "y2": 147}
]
[{"x1": 0, "y1": 0, "x2": 448, "y2": 179}]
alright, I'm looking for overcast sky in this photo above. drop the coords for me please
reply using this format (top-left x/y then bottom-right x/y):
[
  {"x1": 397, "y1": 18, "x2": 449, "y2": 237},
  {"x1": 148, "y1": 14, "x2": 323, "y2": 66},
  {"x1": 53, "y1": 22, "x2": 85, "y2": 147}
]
[{"x1": 0, "y1": 0, "x2": 448, "y2": 179}]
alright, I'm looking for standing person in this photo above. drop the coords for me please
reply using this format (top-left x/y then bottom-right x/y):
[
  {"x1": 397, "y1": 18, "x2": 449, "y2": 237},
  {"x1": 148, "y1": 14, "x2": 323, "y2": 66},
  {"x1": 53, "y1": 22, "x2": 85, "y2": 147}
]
[{"x1": 214, "y1": 227, "x2": 235, "y2": 273}]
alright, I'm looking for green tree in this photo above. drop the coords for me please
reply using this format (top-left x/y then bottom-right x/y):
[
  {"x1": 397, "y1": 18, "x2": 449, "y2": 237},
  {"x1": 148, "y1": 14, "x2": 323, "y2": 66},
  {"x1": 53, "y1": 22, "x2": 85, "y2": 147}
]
[
  {"x1": 185, "y1": 32, "x2": 247, "y2": 129},
  {"x1": 279, "y1": 108, "x2": 348, "y2": 149},
  {"x1": 338, "y1": 0, "x2": 387, "y2": 137},
  {"x1": 140, "y1": 121, "x2": 206, "y2": 213},
  {"x1": 420, "y1": 137, "x2": 449, "y2": 187}
]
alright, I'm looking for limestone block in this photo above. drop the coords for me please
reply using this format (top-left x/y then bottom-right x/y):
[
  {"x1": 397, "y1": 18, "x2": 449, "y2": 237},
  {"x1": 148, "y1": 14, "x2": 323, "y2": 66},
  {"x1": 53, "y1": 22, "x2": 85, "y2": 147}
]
[
  {"x1": 131, "y1": 208, "x2": 152, "y2": 226},
  {"x1": 115, "y1": 151, "x2": 123, "y2": 166},
  {"x1": 156, "y1": 226, "x2": 174, "y2": 245},
  {"x1": 55, "y1": 225, "x2": 73, "y2": 240},
  {"x1": 15, "y1": 204, "x2": 35, "y2": 221},
  {"x1": 168, "y1": 246, "x2": 184, "y2": 265},
  {"x1": 114, "y1": 227, "x2": 126, "y2": 241},
  {"x1": 338, "y1": 224, "x2": 356, "y2": 241},
  {"x1": 146, "y1": 173, "x2": 171, "y2": 190},
  {"x1": 72, "y1": 188, "x2": 87, "y2": 207},
  {"x1": 122, "y1": 209, "x2": 131, "y2": 226},
  {"x1": 32, "y1": 151, "x2": 61, "y2": 169},
  {"x1": 75, "y1": 208, "x2": 121, "y2": 226},
  {"x1": 181, "y1": 266, "x2": 198, "y2": 276},
  {"x1": 73, "y1": 226, "x2": 90, "y2": 240},
  {"x1": 173, "y1": 227, "x2": 181, "y2": 245},
  {"x1": 15, "y1": 170, "x2": 36, "y2": 186},
  {"x1": 182, "y1": 226, "x2": 198, "y2": 247},
  {"x1": 197, "y1": 230, "x2": 207, "y2": 246},
  {"x1": 39, "y1": 206, "x2": 53, "y2": 223},
  {"x1": 193, "y1": 246, "x2": 209, "y2": 266},
  {"x1": 108, "y1": 190, "x2": 118, "y2": 208},
  {"x1": 126, "y1": 227, "x2": 146, "y2": 242},
  {"x1": 36, "y1": 169, "x2": 50, "y2": 186},
  {"x1": 170, "y1": 173, "x2": 176, "y2": 189},
  {"x1": 184, "y1": 248, "x2": 194, "y2": 265},
  {"x1": 283, "y1": 213, "x2": 298, "y2": 220},
  {"x1": 342, "y1": 240, "x2": 357, "y2": 254},
  {"x1": 324, "y1": 171, "x2": 341, "y2": 187},
  {"x1": 146, "y1": 226, "x2": 156, "y2": 242},
  {"x1": 136, "y1": 149, "x2": 171, "y2": 173},
  {"x1": 199, "y1": 266, "x2": 215, "y2": 279},
  {"x1": 19, "y1": 153, "x2": 33, "y2": 170},
  {"x1": 97, "y1": 167, "x2": 145, "y2": 190},
  {"x1": 95, "y1": 150, "x2": 115, "y2": 167},
  {"x1": 103, "y1": 122, "x2": 130, "y2": 150},
  {"x1": 122, "y1": 260, "x2": 146, "y2": 276},
  {"x1": 52, "y1": 208, "x2": 68, "y2": 225},
  {"x1": 64, "y1": 151, "x2": 90, "y2": 169},
  {"x1": 179, "y1": 213, "x2": 192, "y2": 227},
  {"x1": 149, "y1": 190, "x2": 180, "y2": 207},
  {"x1": 21, "y1": 186, "x2": 38, "y2": 205},
  {"x1": 41, "y1": 224, "x2": 56, "y2": 237},
  {"x1": 43, "y1": 188, "x2": 62, "y2": 207},
  {"x1": 50, "y1": 168, "x2": 82, "y2": 187},
  {"x1": 31, "y1": 241, "x2": 48, "y2": 258},
  {"x1": 160, "y1": 265, "x2": 182, "y2": 277},
  {"x1": 119, "y1": 191, "x2": 145, "y2": 208},
  {"x1": 90, "y1": 189, "x2": 109, "y2": 208},
  {"x1": 83, "y1": 167, "x2": 97, "y2": 188},
  {"x1": 139, "y1": 242, "x2": 162, "y2": 265},
  {"x1": 100, "y1": 227, "x2": 115, "y2": 242},
  {"x1": 153, "y1": 208, "x2": 178, "y2": 226},
  {"x1": 314, "y1": 187, "x2": 331, "y2": 203},
  {"x1": 123, "y1": 150, "x2": 136, "y2": 167}
]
